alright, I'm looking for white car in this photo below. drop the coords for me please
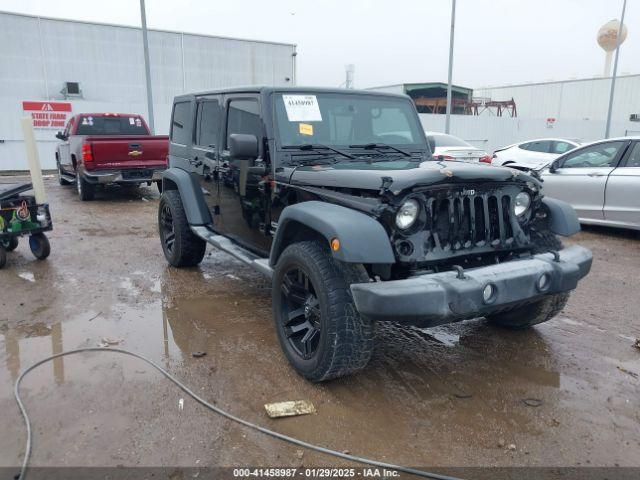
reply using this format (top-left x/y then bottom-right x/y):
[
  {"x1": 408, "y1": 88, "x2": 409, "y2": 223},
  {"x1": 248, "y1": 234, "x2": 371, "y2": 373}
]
[
  {"x1": 425, "y1": 132, "x2": 491, "y2": 164},
  {"x1": 492, "y1": 138, "x2": 580, "y2": 169}
]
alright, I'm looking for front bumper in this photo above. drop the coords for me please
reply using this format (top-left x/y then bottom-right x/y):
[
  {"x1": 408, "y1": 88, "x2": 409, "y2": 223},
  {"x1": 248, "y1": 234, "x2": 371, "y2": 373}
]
[
  {"x1": 350, "y1": 245, "x2": 592, "y2": 327},
  {"x1": 83, "y1": 168, "x2": 165, "y2": 184}
]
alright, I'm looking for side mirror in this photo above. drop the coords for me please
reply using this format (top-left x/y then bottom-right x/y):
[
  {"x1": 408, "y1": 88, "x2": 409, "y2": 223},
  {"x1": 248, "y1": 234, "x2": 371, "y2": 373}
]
[
  {"x1": 549, "y1": 160, "x2": 558, "y2": 173},
  {"x1": 55, "y1": 131, "x2": 66, "y2": 140},
  {"x1": 229, "y1": 134, "x2": 258, "y2": 161}
]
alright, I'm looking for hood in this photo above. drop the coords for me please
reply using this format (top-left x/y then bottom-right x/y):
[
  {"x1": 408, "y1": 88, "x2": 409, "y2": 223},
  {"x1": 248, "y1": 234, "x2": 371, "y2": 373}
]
[{"x1": 288, "y1": 160, "x2": 538, "y2": 195}]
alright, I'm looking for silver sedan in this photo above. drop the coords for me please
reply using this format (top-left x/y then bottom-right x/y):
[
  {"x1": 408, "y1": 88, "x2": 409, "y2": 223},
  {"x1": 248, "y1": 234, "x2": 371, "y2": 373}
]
[{"x1": 540, "y1": 137, "x2": 640, "y2": 231}]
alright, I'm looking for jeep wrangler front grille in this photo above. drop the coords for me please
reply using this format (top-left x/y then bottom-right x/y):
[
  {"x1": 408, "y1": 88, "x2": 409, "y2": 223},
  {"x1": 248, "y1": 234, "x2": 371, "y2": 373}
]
[{"x1": 422, "y1": 186, "x2": 526, "y2": 257}]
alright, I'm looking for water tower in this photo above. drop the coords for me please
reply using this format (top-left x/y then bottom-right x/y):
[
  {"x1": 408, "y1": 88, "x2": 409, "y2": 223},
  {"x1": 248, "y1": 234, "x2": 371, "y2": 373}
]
[{"x1": 598, "y1": 19, "x2": 628, "y2": 77}]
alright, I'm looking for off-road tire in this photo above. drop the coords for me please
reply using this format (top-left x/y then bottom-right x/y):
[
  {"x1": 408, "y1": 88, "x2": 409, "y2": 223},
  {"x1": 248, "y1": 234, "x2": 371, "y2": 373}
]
[
  {"x1": 487, "y1": 228, "x2": 569, "y2": 329},
  {"x1": 29, "y1": 233, "x2": 51, "y2": 260},
  {"x1": 0, "y1": 246, "x2": 6, "y2": 269},
  {"x1": 77, "y1": 173, "x2": 95, "y2": 201},
  {"x1": 158, "y1": 190, "x2": 206, "y2": 267},
  {"x1": 4, "y1": 237, "x2": 19, "y2": 252},
  {"x1": 272, "y1": 240, "x2": 374, "y2": 382},
  {"x1": 57, "y1": 162, "x2": 71, "y2": 185}
]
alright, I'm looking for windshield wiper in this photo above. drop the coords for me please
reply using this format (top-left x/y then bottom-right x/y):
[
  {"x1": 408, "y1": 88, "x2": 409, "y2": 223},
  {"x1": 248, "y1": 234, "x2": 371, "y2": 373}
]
[
  {"x1": 283, "y1": 143, "x2": 355, "y2": 159},
  {"x1": 349, "y1": 143, "x2": 412, "y2": 157}
]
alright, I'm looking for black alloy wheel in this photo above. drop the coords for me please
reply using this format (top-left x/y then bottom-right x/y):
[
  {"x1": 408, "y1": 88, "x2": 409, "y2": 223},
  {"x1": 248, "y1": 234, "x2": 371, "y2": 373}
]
[
  {"x1": 280, "y1": 266, "x2": 322, "y2": 359},
  {"x1": 160, "y1": 202, "x2": 176, "y2": 255}
]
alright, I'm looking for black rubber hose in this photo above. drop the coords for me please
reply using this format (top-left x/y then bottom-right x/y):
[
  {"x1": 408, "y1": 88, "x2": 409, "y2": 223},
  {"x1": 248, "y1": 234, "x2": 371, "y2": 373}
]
[{"x1": 14, "y1": 347, "x2": 463, "y2": 480}]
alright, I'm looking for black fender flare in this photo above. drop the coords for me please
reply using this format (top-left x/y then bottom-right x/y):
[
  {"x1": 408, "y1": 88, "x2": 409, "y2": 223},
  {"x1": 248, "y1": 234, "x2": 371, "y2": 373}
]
[
  {"x1": 542, "y1": 197, "x2": 580, "y2": 236},
  {"x1": 269, "y1": 201, "x2": 396, "y2": 266},
  {"x1": 162, "y1": 168, "x2": 212, "y2": 226}
]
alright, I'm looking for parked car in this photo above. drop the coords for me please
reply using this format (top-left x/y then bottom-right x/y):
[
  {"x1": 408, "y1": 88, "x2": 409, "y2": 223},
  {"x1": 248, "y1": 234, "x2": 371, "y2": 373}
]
[
  {"x1": 492, "y1": 138, "x2": 580, "y2": 169},
  {"x1": 55, "y1": 113, "x2": 169, "y2": 200},
  {"x1": 158, "y1": 87, "x2": 591, "y2": 382},
  {"x1": 540, "y1": 137, "x2": 640, "y2": 231},
  {"x1": 425, "y1": 131, "x2": 492, "y2": 163}
]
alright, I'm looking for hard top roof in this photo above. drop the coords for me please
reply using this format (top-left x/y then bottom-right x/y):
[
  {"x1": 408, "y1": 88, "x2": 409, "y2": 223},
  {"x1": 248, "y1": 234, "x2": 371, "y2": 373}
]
[{"x1": 174, "y1": 86, "x2": 410, "y2": 103}]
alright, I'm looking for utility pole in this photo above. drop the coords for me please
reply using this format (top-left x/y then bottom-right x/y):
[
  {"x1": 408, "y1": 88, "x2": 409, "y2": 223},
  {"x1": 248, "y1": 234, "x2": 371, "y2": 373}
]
[
  {"x1": 605, "y1": 0, "x2": 627, "y2": 139},
  {"x1": 445, "y1": 0, "x2": 456, "y2": 134},
  {"x1": 140, "y1": 0, "x2": 155, "y2": 134},
  {"x1": 345, "y1": 64, "x2": 355, "y2": 89}
]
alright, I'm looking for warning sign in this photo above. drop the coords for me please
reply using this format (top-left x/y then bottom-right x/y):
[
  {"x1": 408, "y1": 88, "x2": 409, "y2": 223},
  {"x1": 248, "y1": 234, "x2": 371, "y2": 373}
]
[{"x1": 22, "y1": 101, "x2": 72, "y2": 129}]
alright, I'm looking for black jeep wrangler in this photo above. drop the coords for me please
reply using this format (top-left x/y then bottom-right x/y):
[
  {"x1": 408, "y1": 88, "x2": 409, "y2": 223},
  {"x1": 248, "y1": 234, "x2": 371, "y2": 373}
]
[{"x1": 158, "y1": 87, "x2": 592, "y2": 382}]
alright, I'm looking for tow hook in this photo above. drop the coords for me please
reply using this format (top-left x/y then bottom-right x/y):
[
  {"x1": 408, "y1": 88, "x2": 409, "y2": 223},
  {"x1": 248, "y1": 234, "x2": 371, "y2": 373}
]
[
  {"x1": 452, "y1": 265, "x2": 466, "y2": 279},
  {"x1": 549, "y1": 250, "x2": 561, "y2": 262}
]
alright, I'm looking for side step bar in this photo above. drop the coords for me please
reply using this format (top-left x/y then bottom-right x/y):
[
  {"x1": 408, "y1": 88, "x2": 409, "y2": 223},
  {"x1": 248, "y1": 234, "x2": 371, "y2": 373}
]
[
  {"x1": 191, "y1": 226, "x2": 273, "y2": 279},
  {"x1": 60, "y1": 174, "x2": 76, "y2": 183}
]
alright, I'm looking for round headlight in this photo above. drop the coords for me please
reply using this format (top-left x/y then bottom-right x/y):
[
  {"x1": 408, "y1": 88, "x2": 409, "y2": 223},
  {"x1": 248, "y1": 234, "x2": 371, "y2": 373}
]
[
  {"x1": 514, "y1": 192, "x2": 531, "y2": 217},
  {"x1": 395, "y1": 199, "x2": 420, "y2": 229}
]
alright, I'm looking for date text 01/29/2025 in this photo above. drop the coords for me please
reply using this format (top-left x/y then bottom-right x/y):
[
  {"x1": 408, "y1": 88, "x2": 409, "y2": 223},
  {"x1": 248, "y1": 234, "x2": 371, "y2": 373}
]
[{"x1": 232, "y1": 468, "x2": 400, "y2": 478}]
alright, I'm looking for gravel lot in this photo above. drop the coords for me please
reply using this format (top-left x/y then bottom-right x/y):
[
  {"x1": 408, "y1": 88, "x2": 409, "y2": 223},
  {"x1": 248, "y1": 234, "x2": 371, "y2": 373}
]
[{"x1": 1, "y1": 175, "x2": 639, "y2": 477}]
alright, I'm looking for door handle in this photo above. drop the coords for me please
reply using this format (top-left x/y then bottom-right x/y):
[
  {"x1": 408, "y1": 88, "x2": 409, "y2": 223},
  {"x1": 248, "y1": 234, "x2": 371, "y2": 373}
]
[{"x1": 587, "y1": 172, "x2": 605, "y2": 177}]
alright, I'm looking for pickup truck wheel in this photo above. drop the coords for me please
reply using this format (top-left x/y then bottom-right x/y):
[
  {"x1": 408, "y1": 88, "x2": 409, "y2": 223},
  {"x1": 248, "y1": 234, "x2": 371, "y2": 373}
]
[
  {"x1": 272, "y1": 241, "x2": 373, "y2": 382},
  {"x1": 158, "y1": 190, "x2": 206, "y2": 267},
  {"x1": 76, "y1": 173, "x2": 95, "y2": 201},
  {"x1": 29, "y1": 233, "x2": 51, "y2": 260}
]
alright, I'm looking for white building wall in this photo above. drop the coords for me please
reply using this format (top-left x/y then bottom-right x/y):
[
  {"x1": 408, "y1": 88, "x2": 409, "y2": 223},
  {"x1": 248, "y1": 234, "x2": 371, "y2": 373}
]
[
  {"x1": 420, "y1": 114, "x2": 640, "y2": 154},
  {"x1": 475, "y1": 75, "x2": 640, "y2": 123},
  {"x1": 0, "y1": 11, "x2": 295, "y2": 171}
]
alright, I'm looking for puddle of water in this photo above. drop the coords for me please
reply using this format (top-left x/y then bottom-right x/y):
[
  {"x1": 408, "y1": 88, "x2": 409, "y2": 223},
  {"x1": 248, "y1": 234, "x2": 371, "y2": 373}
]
[{"x1": 420, "y1": 326, "x2": 460, "y2": 347}]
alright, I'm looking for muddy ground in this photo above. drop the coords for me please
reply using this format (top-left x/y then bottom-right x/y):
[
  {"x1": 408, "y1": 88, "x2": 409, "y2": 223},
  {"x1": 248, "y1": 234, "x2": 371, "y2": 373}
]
[{"x1": 1, "y1": 175, "x2": 639, "y2": 476}]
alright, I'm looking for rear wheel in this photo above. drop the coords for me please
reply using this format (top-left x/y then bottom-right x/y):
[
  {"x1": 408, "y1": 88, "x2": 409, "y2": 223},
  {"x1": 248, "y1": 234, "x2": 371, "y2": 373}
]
[
  {"x1": 29, "y1": 233, "x2": 50, "y2": 260},
  {"x1": 272, "y1": 241, "x2": 374, "y2": 382},
  {"x1": 158, "y1": 190, "x2": 206, "y2": 267},
  {"x1": 76, "y1": 173, "x2": 95, "y2": 201}
]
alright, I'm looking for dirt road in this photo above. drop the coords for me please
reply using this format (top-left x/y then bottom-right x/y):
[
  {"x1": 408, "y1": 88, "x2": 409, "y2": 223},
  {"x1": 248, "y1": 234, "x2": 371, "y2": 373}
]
[{"x1": 1, "y1": 176, "x2": 639, "y2": 475}]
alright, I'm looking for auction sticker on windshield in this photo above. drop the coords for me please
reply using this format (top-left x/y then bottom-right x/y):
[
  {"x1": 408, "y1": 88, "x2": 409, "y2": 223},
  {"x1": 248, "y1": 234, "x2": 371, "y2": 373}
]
[{"x1": 282, "y1": 95, "x2": 322, "y2": 122}]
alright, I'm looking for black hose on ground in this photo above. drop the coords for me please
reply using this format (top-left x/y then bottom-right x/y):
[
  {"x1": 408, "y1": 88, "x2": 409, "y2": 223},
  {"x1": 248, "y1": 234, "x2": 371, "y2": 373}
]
[{"x1": 14, "y1": 347, "x2": 463, "y2": 480}]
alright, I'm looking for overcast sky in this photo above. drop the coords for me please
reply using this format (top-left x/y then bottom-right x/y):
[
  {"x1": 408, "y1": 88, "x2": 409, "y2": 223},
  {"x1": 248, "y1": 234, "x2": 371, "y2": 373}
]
[{"x1": 2, "y1": 0, "x2": 637, "y2": 89}]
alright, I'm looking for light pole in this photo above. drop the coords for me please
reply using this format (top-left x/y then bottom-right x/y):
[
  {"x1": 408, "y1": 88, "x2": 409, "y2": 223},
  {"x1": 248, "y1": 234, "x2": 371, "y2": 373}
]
[
  {"x1": 445, "y1": 0, "x2": 456, "y2": 134},
  {"x1": 604, "y1": 0, "x2": 627, "y2": 139},
  {"x1": 140, "y1": 0, "x2": 155, "y2": 134}
]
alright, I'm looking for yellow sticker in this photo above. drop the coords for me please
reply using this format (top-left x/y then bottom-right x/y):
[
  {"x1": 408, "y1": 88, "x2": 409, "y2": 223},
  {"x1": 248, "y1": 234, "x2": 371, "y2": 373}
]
[{"x1": 299, "y1": 123, "x2": 313, "y2": 136}]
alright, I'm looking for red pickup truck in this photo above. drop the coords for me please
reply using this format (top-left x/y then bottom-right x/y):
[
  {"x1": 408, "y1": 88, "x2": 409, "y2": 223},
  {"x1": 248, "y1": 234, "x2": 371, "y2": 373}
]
[{"x1": 55, "y1": 113, "x2": 168, "y2": 200}]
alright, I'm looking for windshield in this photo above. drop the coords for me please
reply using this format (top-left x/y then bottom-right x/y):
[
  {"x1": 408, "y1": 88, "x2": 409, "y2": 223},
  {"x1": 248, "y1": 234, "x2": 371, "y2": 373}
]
[
  {"x1": 76, "y1": 115, "x2": 149, "y2": 135},
  {"x1": 274, "y1": 93, "x2": 426, "y2": 149},
  {"x1": 431, "y1": 133, "x2": 472, "y2": 148}
]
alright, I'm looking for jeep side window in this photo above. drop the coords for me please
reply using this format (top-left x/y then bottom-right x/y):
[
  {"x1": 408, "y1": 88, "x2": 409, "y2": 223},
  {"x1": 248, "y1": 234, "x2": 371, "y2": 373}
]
[
  {"x1": 171, "y1": 101, "x2": 191, "y2": 145},
  {"x1": 196, "y1": 100, "x2": 221, "y2": 148},
  {"x1": 225, "y1": 99, "x2": 261, "y2": 149}
]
